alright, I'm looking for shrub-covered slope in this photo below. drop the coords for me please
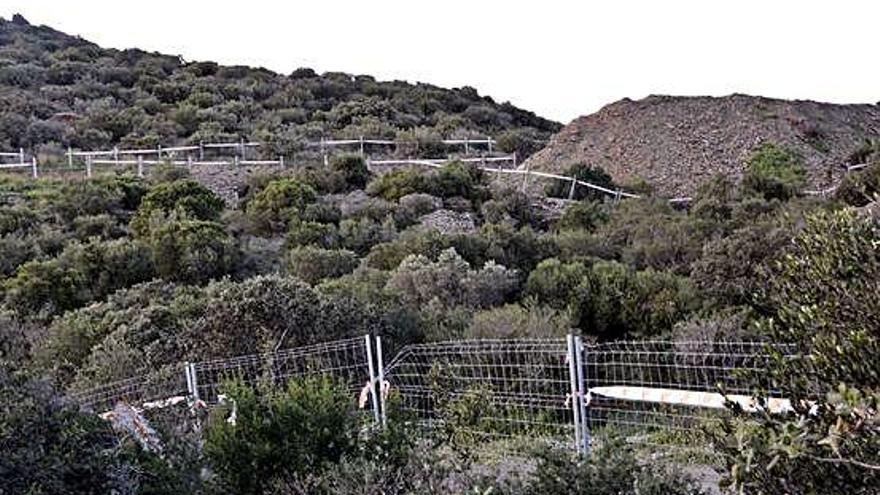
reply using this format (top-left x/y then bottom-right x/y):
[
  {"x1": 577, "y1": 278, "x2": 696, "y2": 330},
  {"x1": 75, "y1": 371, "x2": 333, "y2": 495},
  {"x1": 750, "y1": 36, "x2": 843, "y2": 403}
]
[{"x1": 0, "y1": 15, "x2": 559, "y2": 158}]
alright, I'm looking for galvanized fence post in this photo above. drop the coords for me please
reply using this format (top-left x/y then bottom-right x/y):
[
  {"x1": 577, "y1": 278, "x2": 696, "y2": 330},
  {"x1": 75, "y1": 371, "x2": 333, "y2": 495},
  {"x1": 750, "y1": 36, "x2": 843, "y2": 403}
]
[
  {"x1": 364, "y1": 334, "x2": 381, "y2": 425},
  {"x1": 375, "y1": 335, "x2": 387, "y2": 427},
  {"x1": 574, "y1": 336, "x2": 591, "y2": 455},
  {"x1": 567, "y1": 335, "x2": 583, "y2": 454},
  {"x1": 185, "y1": 361, "x2": 200, "y2": 404}
]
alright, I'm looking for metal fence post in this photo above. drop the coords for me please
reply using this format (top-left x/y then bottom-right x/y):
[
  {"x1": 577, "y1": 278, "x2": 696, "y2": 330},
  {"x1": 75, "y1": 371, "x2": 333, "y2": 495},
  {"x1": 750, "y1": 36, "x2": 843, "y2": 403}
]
[
  {"x1": 31, "y1": 157, "x2": 38, "y2": 179},
  {"x1": 568, "y1": 177, "x2": 578, "y2": 200},
  {"x1": 67, "y1": 146, "x2": 73, "y2": 169},
  {"x1": 574, "y1": 336, "x2": 591, "y2": 455},
  {"x1": 86, "y1": 155, "x2": 92, "y2": 178},
  {"x1": 186, "y1": 361, "x2": 200, "y2": 403},
  {"x1": 364, "y1": 334, "x2": 381, "y2": 425},
  {"x1": 375, "y1": 335, "x2": 387, "y2": 427},
  {"x1": 567, "y1": 335, "x2": 583, "y2": 454},
  {"x1": 137, "y1": 155, "x2": 144, "y2": 178}
]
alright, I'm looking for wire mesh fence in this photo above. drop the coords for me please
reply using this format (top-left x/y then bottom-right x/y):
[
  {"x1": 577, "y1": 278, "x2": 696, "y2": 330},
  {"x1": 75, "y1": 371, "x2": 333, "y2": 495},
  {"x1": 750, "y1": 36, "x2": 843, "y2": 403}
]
[
  {"x1": 72, "y1": 364, "x2": 189, "y2": 414},
  {"x1": 193, "y1": 336, "x2": 371, "y2": 404},
  {"x1": 72, "y1": 335, "x2": 797, "y2": 455},
  {"x1": 383, "y1": 339, "x2": 575, "y2": 443}
]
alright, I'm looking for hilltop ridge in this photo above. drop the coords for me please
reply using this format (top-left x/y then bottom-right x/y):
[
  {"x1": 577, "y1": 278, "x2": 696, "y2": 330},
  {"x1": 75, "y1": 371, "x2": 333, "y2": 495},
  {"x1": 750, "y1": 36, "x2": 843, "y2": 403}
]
[
  {"x1": 523, "y1": 94, "x2": 880, "y2": 196},
  {"x1": 0, "y1": 15, "x2": 559, "y2": 159}
]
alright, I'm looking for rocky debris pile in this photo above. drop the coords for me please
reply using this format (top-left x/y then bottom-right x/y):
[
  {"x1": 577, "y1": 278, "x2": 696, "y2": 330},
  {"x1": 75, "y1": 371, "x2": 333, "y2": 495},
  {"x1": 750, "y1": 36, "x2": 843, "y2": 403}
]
[
  {"x1": 417, "y1": 209, "x2": 477, "y2": 234},
  {"x1": 523, "y1": 95, "x2": 880, "y2": 196},
  {"x1": 185, "y1": 164, "x2": 289, "y2": 206}
]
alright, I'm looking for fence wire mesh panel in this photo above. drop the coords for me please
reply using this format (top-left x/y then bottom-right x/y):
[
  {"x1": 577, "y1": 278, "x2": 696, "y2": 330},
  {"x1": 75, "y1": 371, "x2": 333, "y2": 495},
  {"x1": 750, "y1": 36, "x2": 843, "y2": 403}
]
[
  {"x1": 384, "y1": 339, "x2": 574, "y2": 443},
  {"x1": 71, "y1": 364, "x2": 188, "y2": 414},
  {"x1": 193, "y1": 336, "x2": 371, "y2": 405},
  {"x1": 583, "y1": 341, "x2": 794, "y2": 439}
]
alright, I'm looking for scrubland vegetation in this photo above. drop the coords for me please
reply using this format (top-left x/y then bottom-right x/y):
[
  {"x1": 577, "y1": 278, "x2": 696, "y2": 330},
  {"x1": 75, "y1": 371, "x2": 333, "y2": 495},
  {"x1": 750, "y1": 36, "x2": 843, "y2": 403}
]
[
  {"x1": 0, "y1": 137, "x2": 877, "y2": 494},
  {"x1": 2, "y1": 14, "x2": 879, "y2": 495}
]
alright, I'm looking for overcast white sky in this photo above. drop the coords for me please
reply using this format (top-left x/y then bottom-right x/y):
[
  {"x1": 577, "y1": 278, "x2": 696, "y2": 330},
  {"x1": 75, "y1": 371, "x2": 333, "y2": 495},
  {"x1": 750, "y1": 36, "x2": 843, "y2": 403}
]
[{"x1": 2, "y1": 1, "x2": 878, "y2": 123}]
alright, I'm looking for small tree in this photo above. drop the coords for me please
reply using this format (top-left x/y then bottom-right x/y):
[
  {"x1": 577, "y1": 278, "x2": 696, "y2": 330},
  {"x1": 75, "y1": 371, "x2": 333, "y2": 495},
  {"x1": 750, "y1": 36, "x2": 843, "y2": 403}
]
[
  {"x1": 131, "y1": 180, "x2": 224, "y2": 238},
  {"x1": 720, "y1": 209, "x2": 880, "y2": 493},
  {"x1": 285, "y1": 246, "x2": 359, "y2": 284},
  {"x1": 204, "y1": 377, "x2": 359, "y2": 494},
  {"x1": 330, "y1": 154, "x2": 371, "y2": 190},
  {"x1": 742, "y1": 143, "x2": 807, "y2": 201},
  {"x1": 246, "y1": 179, "x2": 317, "y2": 235},
  {"x1": 150, "y1": 220, "x2": 237, "y2": 284},
  {"x1": 546, "y1": 163, "x2": 616, "y2": 202}
]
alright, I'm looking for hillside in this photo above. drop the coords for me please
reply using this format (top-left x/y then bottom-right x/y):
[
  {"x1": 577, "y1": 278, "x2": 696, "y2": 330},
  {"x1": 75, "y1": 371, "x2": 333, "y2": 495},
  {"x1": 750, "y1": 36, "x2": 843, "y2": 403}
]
[
  {"x1": 523, "y1": 94, "x2": 880, "y2": 196},
  {"x1": 0, "y1": 14, "x2": 559, "y2": 159}
]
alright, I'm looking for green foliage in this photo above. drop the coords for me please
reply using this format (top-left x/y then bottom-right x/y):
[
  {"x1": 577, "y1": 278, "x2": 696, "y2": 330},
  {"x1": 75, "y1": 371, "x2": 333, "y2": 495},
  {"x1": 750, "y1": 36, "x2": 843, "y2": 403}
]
[
  {"x1": 571, "y1": 261, "x2": 696, "y2": 340},
  {"x1": 555, "y1": 199, "x2": 608, "y2": 232},
  {"x1": 0, "y1": 373, "x2": 120, "y2": 495},
  {"x1": 131, "y1": 179, "x2": 224, "y2": 238},
  {"x1": 526, "y1": 438, "x2": 707, "y2": 495},
  {"x1": 386, "y1": 248, "x2": 519, "y2": 309},
  {"x1": 245, "y1": 178, "x2": 317, "y2": 235},
  {"x1": 204, "y1": 377, "x2": 359, "y2": 494},
  {"x1": 743, "y1": 143, "x2": 807, "y2": 201},
  {"x1": 719, "y1": 209, "x2": 880, "y2": 493},
  {"x1": 596, "y1": 198, "x2": 703, "y2": 274},
  {"x1": 367, "y1": 168, "x2": 430, "y2": 202},
  {"x1": 0, "y1": 18, "x2": 558, "y2": 152},
  {"x1": 285, "y1": 246, "x2": 359, "y2": 284},
  {"x1": 3, "y1": 237, "x2": 154, "y2": 317},
  {"x1": 286, "y1": 219, "x2": 339, "y2": 249},
  {"x1": 330, "y1": 153, "x2": 371, "y2": 189},
  {"x1": 149, "y1": 219, "x2": 238, "y2": 284},
  {"x1": 836, "y1": 161, "x2": 880, "y2": 207},
  {"x1": 546, "y1": 162, "x2": 616, "y2": 201},
  {"x1": 466, "y1": 301, "x2": 571, "y2": 339},
  {"x1": 525, "y1": 258, "x2": 589, "y2": 309},
  {"x1": 367, "y1": 161, "x2": 489, "y2": 203}
]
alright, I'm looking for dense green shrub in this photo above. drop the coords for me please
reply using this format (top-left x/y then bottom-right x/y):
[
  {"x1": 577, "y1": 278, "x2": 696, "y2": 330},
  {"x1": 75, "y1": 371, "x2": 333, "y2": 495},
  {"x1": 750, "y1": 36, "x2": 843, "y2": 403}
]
[
  {"x1": 526, "y1": 438, "x2": 706, "y2": 495},
  {"x1": 0, "y1": 373, "x2": 120, "y2": 495},
  {"x1": 130, "y1": 179, "x2": 224, "y2": 237},
  {"x1": 719, "y1": 209, "x2": 880, "y2": 494},
  {"x1": 835, "y1": 160, "x2": 880, "y2": 207},
  {"x1": 596, "y1": 198, "x2": 703, "y2": 274},
  {"x1": 330, "y1": 153, "x2": 371, "y2": 189},
  {"x1": 546, "y1": 162, "x2": 616, "y2": 201},
  {"x1": 525, "y1": 258, "x2": 589, "y2": 309},
  {"x1": 742, "y1": 143, "x2": 807, "y2": 201},
  {"x1": 149, "y1": 219, "x2": 238, "y2": 284},
  {"x1": 337, "y1": 215, "x2": 396, "y2": 254},
  {"x1": 386, "y1": 248, "x2": 519, "y2": 309},
  {"x1": 3, "y1": 238, "x2": 154, "y2": 317},
  {"x1": 571, "y1": 261, "x2": 696, "y2": 340},
  {"x1": 367, "y1": 168, "x2": 429, "y2": 201},
  {"x1": 555, "y1": 199, "x2": 608, "y2": 232},
  {"x1": 285, "y1": 246, "x2": 359, "y2": 284},
  {"x1": 205, "y1": 377, "x2": 360, "y2": 495},
  {"x1": 466, "y1": 302, "x2": 571, "y2": 339},
  {"x1": 367, "y1": 162, "x2": 488, "y2": 203},
  {"x1": 245, "y1": 178, "x2": 317, "y2": 234},
  {"x1": 286, "y1": 219, "x2": 339, "y2": 249}
]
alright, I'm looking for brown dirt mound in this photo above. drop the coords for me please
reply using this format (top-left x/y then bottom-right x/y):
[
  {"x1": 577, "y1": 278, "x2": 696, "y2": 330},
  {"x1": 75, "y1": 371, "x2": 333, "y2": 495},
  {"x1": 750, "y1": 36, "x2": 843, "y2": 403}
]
[{"x1": 523, "y1": 94, "x2": 880, "y2": 196}]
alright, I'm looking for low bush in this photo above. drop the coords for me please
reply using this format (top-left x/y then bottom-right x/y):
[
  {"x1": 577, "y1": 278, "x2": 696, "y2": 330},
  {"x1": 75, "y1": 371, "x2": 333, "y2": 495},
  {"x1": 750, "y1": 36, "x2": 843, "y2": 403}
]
[
  {"x1": 285, "y1": 246, "x2": 359, "y2": 284},
  {"x1": 205, "y1": 377, "x2": 360, "y2": 495},
  {"x1": 742, "y1": 143, "x2": 807, "y2": 201},
  {"x1": 245, "y1": 178, "x2": 317, "y2": 235}
]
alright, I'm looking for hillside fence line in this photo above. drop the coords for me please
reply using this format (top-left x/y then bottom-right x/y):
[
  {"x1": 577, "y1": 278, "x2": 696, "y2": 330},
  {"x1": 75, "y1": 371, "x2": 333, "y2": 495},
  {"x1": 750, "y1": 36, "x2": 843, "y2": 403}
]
[
  {"x1": 2, "y1": 137, "x2": 870, "y2": 205},
  {"x1": 72, "y1": 334, "x2": 798, "y2": 456}
]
